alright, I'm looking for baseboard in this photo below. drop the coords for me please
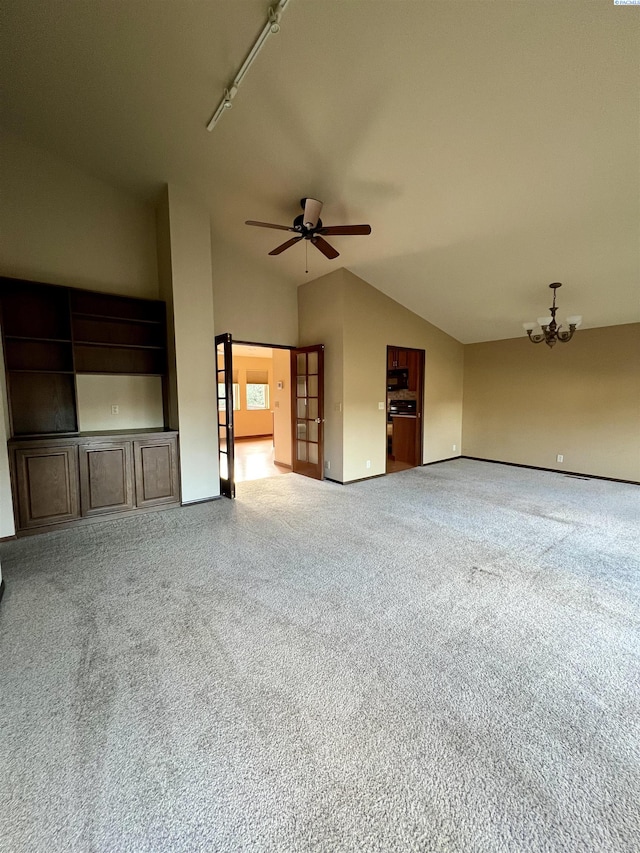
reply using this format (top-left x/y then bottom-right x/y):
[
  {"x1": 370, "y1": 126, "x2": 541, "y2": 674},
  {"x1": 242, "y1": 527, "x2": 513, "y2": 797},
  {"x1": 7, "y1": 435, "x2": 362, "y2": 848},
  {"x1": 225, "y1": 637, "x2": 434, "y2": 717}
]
[
  {"x1": 235, "y1": 435, "x2": 273, "y2": 441},
  {"x1": 0, "y1": 579, "x2": 5, "y2": 604},
  {"x1": 422, "y1": 456, "x2": 460, "y2": 466},
  {"x1": 0, "y1": 534, "x2": 17, "y2": 543},
  {"x1": 274, "y1": 462, "x2": 292, "y2": 470},
  {"x1": 329, "y1": 473, "x2": 387, "y2": 485},
  {"x1": 181, "y1": 495, "x2": 223, "y2": 506},
  {"x1": 461, "y1": 456, "x2": 639, "y2": 486}
]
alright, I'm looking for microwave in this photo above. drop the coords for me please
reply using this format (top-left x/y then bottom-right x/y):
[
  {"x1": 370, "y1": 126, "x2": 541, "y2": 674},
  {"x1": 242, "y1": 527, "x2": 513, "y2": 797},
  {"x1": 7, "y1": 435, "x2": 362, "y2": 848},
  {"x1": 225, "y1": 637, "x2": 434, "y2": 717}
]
[{"x1": 387, "y1": 368, "x2": 409, "y2": 391}]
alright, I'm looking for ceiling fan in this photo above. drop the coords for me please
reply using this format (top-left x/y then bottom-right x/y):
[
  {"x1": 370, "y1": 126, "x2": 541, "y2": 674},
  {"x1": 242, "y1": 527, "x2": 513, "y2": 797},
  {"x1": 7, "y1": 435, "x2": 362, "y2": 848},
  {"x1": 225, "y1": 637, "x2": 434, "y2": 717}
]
[{"x1": 245, "y1": 198, "x2": 372, "y2": 259}]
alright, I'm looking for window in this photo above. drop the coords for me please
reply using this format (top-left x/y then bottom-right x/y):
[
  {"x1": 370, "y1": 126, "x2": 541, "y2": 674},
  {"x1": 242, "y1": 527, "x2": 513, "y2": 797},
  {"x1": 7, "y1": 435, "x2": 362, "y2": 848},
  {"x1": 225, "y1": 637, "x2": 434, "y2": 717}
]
[
  {"x1": 218, "y1": 383, "x2": 240, "y2": 410},
  {"x1": 246, "y1": 383, "x2": 269, "y2": 410},
  {"x1": 246, "y1": 369, "x2": 270, "y2": 410}
]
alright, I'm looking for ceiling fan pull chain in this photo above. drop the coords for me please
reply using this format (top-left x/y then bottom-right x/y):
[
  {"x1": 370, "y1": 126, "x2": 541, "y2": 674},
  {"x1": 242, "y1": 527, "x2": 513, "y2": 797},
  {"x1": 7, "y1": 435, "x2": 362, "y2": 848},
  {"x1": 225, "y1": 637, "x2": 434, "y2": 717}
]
[{"x1": 305, "y1": 239, "x2": 309, "y2": 274}]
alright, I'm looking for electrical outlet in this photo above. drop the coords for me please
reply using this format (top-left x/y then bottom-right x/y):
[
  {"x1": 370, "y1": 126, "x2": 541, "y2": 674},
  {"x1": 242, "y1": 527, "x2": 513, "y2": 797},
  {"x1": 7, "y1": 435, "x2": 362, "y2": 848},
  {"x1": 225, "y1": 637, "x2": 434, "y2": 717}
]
[
  {"x1": 111, "y1": 405, "x2": 119, "y2": 415},
  {"x1": 366, "y1": 460, "x2": 371, "y2": 469},
  {"x1": 557, "y1": 454, "x2": 564, "y2": 463},
  {"x1": 324, "y1": 460, "x2": 330, "y2": 470},
  {"x1": 378, "y1": 402, "x2": 385, "y2": 410},
  {"x1": 452, "y1": 444, "x2": 457, "y2": 452}
]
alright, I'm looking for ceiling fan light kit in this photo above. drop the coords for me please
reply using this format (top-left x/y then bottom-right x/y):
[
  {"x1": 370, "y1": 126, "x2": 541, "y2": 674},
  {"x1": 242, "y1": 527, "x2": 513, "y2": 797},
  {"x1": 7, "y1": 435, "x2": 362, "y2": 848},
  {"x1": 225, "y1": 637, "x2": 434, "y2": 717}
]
[
  {"x1": 246, "y1": 197, "x2": 372, "y2": 261},
  {"x1": 523, "y1": 283, "x2": 582, "y2": 348}
]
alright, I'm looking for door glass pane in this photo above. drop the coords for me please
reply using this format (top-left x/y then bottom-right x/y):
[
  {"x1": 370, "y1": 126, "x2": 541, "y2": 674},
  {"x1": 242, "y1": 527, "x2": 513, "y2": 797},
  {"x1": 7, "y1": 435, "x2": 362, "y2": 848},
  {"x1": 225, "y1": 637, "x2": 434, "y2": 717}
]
[
  {"x1": 307, "y1": 351, "x2": 318, "y2": 374},
  {"x1": 296, "y1": 420, "x2": 307, "y2": 439},
  {"x1": 297, "y1": 441, "x2": 307, "y2": 462},
  {"x1": 307, "y1": 375, "x2": 318, "y2": 397},
  {"x1": 308, "y1": 443, "x2": 318, "y2": 464},
  {"x1": 307, "y1": 420, "x2": 318, "y2": 442},
  {"x1": 219, "y1": 452, "x2": 228, "y2": 479},
  {"x1": 218, "y1": 426, "x2": 228, "y2": 450},
  {"x1": 297, "y1": 398, "x2": 307, "y2": 419},
  {"x1": 296, "y1": 376, "x2": 307, "y2": 397},
  {"x1": 308, "y1": 398, "x2": 318, "y2": 419},
  {"x1": 297, "y1": 353, "x2": 306, "y2": 374}
]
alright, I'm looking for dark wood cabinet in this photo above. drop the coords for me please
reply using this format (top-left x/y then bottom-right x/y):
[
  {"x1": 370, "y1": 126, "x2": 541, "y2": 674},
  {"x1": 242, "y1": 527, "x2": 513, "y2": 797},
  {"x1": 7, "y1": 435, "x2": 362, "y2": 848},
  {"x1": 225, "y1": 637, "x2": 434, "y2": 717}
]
[
  {"x1": 79, "y1": 441, "x2": 135, "y2": 516},
  {"x1": 9, "y1": 431, "x2": 179, "y2": 535},
  {"x1": 134, "y1": 436, "x2": 179, "y2": 508},
  {"x1": 13, "y1": 444, "x2": 80, "y2": 529}
]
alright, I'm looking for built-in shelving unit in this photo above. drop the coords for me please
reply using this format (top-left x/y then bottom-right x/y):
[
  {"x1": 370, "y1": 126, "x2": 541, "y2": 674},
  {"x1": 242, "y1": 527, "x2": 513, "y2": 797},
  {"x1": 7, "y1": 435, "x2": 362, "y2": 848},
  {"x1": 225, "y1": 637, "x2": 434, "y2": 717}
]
[
  {"x1": 1, "y1": 280, "x2": 77, "y2": 435},
  {"x1": 1, "y1": 277, "x2": 179, "y2": 536},
  {"x1": 0, "y1": 277, "x2": 168, "y2": 437},
  {"x1": 70, "y1": 289, "x2": 166, "y2": 376}
]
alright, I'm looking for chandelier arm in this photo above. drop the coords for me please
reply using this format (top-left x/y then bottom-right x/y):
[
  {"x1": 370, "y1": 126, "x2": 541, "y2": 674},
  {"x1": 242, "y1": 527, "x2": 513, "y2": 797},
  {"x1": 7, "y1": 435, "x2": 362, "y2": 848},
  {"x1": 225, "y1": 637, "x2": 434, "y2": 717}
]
[
  {"x1": 527, "y1": 331, "x2": 546, "y2": 344},
  {"x1": 557, "y1": 328, "x2": 576, "y2": 343}
]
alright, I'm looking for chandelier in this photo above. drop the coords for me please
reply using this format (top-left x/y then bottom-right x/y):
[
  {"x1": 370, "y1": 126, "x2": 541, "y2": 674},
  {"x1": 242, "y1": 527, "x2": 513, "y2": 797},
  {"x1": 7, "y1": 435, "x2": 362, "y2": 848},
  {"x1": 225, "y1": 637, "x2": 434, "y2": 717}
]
[{"x1": 522, "y1": 283, "x2": 582, "y2": 348}]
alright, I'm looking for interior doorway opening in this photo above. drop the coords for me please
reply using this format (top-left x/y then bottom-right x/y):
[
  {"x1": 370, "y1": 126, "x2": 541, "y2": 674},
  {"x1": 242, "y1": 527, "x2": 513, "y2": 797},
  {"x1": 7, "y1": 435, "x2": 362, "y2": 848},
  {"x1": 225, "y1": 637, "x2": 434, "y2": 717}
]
[
  {"x1": 225, "y1": 341, "x2": 293, "y2": 484},
  {"x1": 386, "y1": 345, "x2": 425, "y2": 474}
]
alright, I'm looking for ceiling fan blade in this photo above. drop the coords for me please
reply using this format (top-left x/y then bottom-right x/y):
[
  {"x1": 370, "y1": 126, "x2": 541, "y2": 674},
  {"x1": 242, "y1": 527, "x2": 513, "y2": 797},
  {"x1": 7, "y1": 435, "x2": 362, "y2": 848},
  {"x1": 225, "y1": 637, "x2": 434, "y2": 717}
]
[
  {"x1": 303, "y1": 198, "x2": 323, "y2": 229},
  {"x1": 246, "y1": 220, "x2": 295, "y2": 232},
  {"x1": 319, "y1": 224, "x2": 372, "y2": 236},
  {"x1": 269, "y1": 236, "x2": 303, "y2": 256},
  {"x1": 311, "y1": 235, "x2": 339, "y2": 259}
]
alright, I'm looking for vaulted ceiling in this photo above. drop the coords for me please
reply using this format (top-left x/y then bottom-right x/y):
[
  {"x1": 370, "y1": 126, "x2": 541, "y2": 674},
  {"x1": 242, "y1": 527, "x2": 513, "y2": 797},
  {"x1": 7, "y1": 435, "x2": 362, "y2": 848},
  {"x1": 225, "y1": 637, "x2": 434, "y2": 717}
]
[{"x1": 1, "y1": 1, "x2": 638, "y2": 342}]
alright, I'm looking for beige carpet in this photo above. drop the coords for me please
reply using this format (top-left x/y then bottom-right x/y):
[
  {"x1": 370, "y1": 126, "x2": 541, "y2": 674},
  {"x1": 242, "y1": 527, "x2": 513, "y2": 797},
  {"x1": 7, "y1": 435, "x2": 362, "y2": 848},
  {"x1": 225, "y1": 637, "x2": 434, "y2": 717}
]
[{"x1": 0, "y1": 459, "x2": 638, "y2": 852}]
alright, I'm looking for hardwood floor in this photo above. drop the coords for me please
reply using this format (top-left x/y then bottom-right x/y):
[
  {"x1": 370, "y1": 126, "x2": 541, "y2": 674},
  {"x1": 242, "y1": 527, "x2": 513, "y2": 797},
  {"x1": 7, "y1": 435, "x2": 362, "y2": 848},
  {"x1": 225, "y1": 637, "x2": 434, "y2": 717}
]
[
  {"x1": 386, "y1": 457, "x2": 414, "y2": 474},
  {"x1": 234, "y1": 437, "x2": 290, "y2": 483}
]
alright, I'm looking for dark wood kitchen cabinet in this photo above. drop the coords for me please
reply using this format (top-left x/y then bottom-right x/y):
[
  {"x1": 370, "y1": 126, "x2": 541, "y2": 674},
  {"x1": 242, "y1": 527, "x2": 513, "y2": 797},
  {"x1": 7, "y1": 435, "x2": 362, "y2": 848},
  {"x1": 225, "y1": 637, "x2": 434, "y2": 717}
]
[{"x1": 9, "y1": 431, "x2": 179, "y2": 535}]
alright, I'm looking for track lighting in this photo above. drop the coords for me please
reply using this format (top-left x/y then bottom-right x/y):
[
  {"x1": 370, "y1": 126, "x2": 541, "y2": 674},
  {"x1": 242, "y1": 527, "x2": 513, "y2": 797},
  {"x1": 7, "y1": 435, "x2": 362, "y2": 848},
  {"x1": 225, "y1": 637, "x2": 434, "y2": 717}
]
[{"x1": 206, "y1": 1, "x2": 290, "y2": 131}]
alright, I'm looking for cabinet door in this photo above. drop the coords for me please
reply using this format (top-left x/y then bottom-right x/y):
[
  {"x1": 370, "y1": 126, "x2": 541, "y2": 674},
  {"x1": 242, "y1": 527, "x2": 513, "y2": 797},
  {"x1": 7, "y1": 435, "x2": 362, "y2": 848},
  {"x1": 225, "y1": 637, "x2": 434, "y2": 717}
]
[
  {"x1": 79, "y1": 442, "x2": 134, "y2": 516},
  {"x1": 133, "y1": 436, "x2": 179, "y2": 508},
  {"x1": 13, "y1": 445, "x2": 80, "y2": 529}
]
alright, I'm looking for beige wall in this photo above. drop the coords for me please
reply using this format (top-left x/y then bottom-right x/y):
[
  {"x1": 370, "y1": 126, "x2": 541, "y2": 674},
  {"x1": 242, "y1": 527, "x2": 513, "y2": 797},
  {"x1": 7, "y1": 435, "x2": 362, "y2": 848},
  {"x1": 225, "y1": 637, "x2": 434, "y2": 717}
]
[
  {"x1": 299, "y1": 269, "x2": 464, "y2": 483},
  {"x1": 158, "y1": 185, "x2": 219, "y2": 503},
  {"x1": 272, "y1": 348, "x2": 292, "y2": 468},
  {"x1": 342, "y1": 272, "x2": 464, "y2": 482},
  {"x1": 76, "y1": 375, "x2": 164, "y2": 432},
  {"x1": 462, "y1": 323, "x2": 640, "y2": 481},
  {"x1": 231, "y1": 355, "x2": 274, "y2": 438},
  {"x1": 0, "y1": 133, "x2": 158, "y2": 297},
  {"x1": 210, "y1": 236, "x2": 299, "y2": 346}
]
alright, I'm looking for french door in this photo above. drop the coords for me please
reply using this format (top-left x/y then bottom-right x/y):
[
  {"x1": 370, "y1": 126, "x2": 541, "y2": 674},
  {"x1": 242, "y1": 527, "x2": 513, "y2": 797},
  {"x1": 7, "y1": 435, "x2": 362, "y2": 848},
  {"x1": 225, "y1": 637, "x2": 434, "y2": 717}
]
[
  {"x1": 291, "y1": 344, "x2": 324, "y2": 479},
  {"x1": 215, "y1": 332, "x2": 235, "y2": 498}
]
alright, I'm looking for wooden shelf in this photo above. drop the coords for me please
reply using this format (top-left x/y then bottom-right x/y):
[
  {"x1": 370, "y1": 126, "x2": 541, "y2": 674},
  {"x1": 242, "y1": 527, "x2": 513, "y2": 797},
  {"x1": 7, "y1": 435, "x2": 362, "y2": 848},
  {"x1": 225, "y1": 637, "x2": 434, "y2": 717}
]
[
  {"x1": 5, "y1": 335, "x2": 72, "y2": 344},
  {"x1": 72, "y1": 312, "x2": 162, "y2": 326},
  {"x1": 8, "y1": 369, "x2": 74, "y2": 375},
  {"x1": 8, "y1": 372, "x2": 77, "y2": 435},
  {"x1": 73, "y1": 340, "x2": 163, "y2": 351}
]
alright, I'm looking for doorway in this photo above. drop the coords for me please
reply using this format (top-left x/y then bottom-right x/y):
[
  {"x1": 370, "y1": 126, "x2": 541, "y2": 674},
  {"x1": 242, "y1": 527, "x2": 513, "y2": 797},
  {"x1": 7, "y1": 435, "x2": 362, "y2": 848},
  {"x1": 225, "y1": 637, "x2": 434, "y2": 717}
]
[
  {"x1": 386, "y1": 346, "x2": 425, "y2": 474},
  {"x1": 224, "y1": 341, "x2": 293, "y2": 483},
  {"x1": 216, "y1": 335, "x2": 325, "y2": 496}
]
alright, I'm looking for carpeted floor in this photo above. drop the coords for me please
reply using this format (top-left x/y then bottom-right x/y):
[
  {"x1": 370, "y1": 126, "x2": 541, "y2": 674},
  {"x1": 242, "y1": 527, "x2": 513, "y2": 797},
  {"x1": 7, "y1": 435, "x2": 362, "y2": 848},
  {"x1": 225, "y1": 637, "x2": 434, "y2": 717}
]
[{"x1": 0, "y1": 459, "x2": 639, "y2": 852}]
